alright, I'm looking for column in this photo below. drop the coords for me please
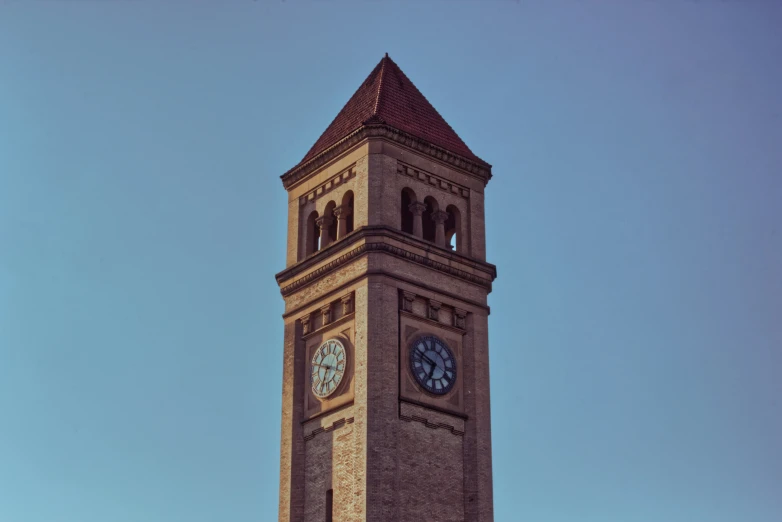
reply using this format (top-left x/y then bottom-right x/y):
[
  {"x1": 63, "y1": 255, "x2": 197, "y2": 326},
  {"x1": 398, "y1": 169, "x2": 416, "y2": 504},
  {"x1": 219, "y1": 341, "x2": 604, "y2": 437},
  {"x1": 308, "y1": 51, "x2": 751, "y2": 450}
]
[
  {"x1": 333, "y1": 205, "x2": 352, "y2": 240},
  {"x1": 315, "y1": 215, "x2": 334, "y2": 249},
  {"x1": 408, "y1": 201, "x2": 427, "y2": 238},
  {"x1": 431, "y1": 210, "x2": 449, "y2": 248}
]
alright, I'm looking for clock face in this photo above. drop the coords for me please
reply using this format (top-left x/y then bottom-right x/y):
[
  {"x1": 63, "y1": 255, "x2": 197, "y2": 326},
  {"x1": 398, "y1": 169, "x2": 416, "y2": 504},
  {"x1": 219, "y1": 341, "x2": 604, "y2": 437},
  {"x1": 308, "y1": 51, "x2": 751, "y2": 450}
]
[
  {"x1": 409, "y1": 335, "x2": 456, "y2": 395},
  {"x1": 311, "y1": 338, "x2": 347, "y2": 399}
]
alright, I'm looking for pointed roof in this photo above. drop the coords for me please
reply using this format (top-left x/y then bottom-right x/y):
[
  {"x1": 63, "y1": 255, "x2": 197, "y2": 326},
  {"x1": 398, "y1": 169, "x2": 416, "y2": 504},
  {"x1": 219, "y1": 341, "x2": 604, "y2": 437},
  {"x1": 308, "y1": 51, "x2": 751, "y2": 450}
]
[{"x1": 293, "y1": 54, "x2": 486, "y2": 171}]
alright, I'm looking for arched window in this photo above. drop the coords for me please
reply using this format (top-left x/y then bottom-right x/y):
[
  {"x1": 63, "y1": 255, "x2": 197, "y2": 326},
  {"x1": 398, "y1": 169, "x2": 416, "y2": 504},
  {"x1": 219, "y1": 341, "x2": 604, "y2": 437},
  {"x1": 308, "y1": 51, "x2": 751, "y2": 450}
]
[
  {"x1": 445, "y1": 204, "x2": 461, "y2": 252},
  {"x1": 306, "y1": 210, "x2": 319, "y2": 255},
  {"x1": 422, "y1": 196, "x2": 438, "y2": 242},
  {"x1": 400, "y1": 188, "x2": 416, "y2": 234},
  {"x1": 324, "y1": 201, "x2": 337, "y2": 246},
  {"x1": 341, "y1": 191, "x2": 354, "y2": 236}
]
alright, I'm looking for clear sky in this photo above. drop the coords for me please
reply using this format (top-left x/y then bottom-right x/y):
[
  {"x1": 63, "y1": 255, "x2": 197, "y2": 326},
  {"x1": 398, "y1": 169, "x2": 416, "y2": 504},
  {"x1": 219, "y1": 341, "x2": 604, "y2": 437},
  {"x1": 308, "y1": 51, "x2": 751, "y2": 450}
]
[{"x1": 1, "y1": 1, "x2": 781, "y2": 521}]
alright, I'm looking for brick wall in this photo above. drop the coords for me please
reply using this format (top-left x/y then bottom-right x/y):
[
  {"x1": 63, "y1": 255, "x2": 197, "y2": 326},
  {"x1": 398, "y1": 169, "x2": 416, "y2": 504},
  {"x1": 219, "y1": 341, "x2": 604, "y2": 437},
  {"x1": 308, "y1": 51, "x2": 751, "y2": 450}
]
[{"x1": 278, "y1": 142, "x2": 495, "y2": 521}]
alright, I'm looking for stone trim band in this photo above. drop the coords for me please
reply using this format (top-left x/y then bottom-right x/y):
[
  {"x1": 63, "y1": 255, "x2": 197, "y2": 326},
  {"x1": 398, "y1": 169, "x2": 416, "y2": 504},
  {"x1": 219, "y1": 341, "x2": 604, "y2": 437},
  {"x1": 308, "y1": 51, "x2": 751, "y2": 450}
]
[
  {"x1": 397, "y1": 161, "x2": 470, "y2": 199},
  {"x1": 399, "y1": 412, "x2": 464, "y2": 437},
  {"x1": 298, "y1": 164, "x2": 356, "y2": 206},
  {"x1": 279, "y1": 242, "x2": 493, "y2": 297},
  {"x1": 304, "y1": 417, "x2": 355, "y2": 442}
]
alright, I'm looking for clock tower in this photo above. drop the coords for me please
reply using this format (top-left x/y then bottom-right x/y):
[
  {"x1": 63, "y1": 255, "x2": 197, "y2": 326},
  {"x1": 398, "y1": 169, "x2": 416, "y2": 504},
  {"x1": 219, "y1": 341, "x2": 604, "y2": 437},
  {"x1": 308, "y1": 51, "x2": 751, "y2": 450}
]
[{"x1": 276, "y1": 54, "x2": 497, "y2": 522}]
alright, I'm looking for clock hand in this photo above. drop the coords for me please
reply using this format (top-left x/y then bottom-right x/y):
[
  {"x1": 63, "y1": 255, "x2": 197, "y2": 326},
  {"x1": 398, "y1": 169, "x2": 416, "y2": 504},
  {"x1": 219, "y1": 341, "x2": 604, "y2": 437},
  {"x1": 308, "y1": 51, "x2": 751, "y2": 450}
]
[
  {"x1": 422, "y1": 353, "x2": 444, "y2": 376},
  {"x1": 420, "y1": 353, "x2": 435, "y2": 365},
  {"x1": 427, "y1": 361, "x2": 437, "y2": 381},
  {"x1": 421, "y1": 353, "x2": 441, "y2": 369}
]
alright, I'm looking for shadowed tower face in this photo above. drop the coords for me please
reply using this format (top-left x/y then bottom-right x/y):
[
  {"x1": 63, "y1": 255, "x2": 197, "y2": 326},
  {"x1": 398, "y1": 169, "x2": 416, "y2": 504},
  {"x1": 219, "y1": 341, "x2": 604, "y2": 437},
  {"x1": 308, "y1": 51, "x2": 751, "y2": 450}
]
[{"x1": 275, "y1": 54, "x2": 497, "y2": 522}]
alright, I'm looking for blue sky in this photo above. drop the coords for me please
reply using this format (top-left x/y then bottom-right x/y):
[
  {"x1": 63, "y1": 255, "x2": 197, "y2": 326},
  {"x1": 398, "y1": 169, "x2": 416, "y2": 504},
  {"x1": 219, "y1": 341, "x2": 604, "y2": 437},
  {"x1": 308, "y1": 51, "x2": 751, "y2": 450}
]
[{"x1": 1, "y1": 1, "x2": 781, "y2": 521}]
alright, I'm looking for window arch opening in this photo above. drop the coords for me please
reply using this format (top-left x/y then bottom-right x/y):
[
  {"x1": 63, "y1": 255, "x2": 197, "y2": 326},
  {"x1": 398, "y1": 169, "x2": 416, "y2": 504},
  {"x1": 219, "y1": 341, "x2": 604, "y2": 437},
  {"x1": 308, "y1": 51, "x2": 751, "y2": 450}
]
[
  {"x1": 324, "y1": 201, "x2": 337, "y2": 246},
  {"x1": 400, "y1": 188, "x2": 416, "y2": 234},
  {"x1": 306, "y1": 210, "x2": 319, "y2": 255},
  {"x1": 445, "y1": 204, "x2": 461, "y2": 252},
  {"x1": 341, "y1": 191, "x2": 354, "y2": 236},
  {"x1": 422, "y1": 196, "x2": 438, "y2": 242}
]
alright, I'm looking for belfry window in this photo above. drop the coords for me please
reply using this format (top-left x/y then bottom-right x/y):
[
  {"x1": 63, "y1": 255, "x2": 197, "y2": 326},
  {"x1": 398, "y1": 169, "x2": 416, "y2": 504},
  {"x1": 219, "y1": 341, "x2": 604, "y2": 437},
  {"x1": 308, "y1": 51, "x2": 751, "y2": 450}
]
[
  {"x1": 401, "y1": 188, "x2": 415, "y2": 234},
  {"x1": 306, "y1": 210, "x2": 319, "y2": 255},
  {"x1": 422, "y1": 196, "x2": 438, "y2": 242},
  {"x1": 324, "y1": 201, "x2": 337, "y2": 246},
  {"x1": 445, "y1": 204, "x2": 461, "y2": 252},
  {"x1": 341, "y1": 191, "x2": 354, "y2": 236}
]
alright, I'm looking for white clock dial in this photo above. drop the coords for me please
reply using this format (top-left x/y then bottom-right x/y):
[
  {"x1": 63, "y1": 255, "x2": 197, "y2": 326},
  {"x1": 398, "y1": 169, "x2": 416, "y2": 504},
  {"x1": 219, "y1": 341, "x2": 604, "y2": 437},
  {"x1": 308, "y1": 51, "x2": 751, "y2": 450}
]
[{"x1": 311, "y1": 339, "x2": 347, "y2": 399}]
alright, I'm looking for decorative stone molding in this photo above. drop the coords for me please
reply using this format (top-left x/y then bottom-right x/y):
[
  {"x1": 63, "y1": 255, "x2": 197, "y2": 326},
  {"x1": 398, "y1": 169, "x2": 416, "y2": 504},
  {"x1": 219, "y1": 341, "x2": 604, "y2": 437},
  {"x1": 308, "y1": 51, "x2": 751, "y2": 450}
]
[
  {"x1": 340, "y1": 293, "x2": 353, "y2": 315},
  {"x1": 281, "y1": 124, "x2": 492, "y2": 190},
  {"x1": 428, "y1": 299, "x2": 441, "y2": 321},
  {"x1": 314, "y1": 214, "x2": 334, "y2": 229},
  {"x1": 408, "y1": 201, "x2": 427, "y2": 215},
  {"x1": 304, "y1": 416, "x2": 355, "y2": 442},
  {"x1": 300, "y1": 313, "x2": 312, "y2": 336},
  {"x1": 453, "y1": 308, "x2": 467, "y2": 329},
  {"x1": 398, "y1": 162, "x2": 470, "y2": 199},
  {"x1": 431, "y1": 210, "x2": 449, "y2": 224},
  {"x1": 298, "y1": 165, "x2": 356, "y2": 206},
  {"x1": 399, "y1": 290, "x2": 469, "y2": 334},
  {"x1": 279, "y1": 241, "x2": 494, "y2": 297},
  {"x1": 332, "y1": 205, "x2": 352, "y2": 220},
  {"x1": 401, "y1": 291, "x2": 416, "y2": 312},
  {"x1": 320, "y1": 304, "x2": 332, "y2": 325},
  {"x1": 399, "y1": 412, "x2": 464, "y2": 437}
]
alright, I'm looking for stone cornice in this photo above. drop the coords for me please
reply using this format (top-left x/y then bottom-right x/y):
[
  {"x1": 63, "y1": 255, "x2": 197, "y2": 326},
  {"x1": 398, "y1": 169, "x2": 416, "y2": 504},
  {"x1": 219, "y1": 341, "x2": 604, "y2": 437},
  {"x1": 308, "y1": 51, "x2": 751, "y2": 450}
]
[
  {"x1": 280, "y1": 270, "x2": 492, "y2": 319},
  {"x1": 398, "y1": 161, "x2": 470, "y2": 199},
  {"x1": 275, "y1": 226, "x2": 497, "y2": 298},
  {"x1": 280, "y1": 124, "x2": 492, "y2": 190}
]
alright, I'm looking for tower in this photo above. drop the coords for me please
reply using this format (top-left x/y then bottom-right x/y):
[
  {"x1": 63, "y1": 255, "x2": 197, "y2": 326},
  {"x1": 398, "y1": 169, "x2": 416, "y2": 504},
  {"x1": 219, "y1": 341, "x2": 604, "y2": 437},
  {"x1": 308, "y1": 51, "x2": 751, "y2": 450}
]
[{"x1": 276, "y1": 54, "x2": 496, "y2": 522}]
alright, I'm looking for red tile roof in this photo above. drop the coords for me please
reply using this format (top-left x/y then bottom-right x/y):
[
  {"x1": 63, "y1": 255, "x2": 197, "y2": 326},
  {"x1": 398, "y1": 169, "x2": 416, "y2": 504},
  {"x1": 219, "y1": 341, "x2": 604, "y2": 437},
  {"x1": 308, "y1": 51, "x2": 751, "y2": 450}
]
[{"x1": 298, "y1": 54, "x2": 483, "y2": 166}]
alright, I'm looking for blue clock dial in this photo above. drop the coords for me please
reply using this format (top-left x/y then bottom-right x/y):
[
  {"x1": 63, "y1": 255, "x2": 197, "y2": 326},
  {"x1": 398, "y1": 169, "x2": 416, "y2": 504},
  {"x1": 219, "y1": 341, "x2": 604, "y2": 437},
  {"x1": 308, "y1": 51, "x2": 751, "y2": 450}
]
[{"x1": 409, "y1": 335, "x2": 456, "y2": 395}]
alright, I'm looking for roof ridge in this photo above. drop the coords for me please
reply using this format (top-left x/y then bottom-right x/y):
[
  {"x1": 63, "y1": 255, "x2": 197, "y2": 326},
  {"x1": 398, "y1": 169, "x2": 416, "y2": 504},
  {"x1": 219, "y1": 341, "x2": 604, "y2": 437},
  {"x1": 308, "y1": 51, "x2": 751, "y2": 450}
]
[{"x1": 371, "y1": 53, "x2": 388, "y2": 118}]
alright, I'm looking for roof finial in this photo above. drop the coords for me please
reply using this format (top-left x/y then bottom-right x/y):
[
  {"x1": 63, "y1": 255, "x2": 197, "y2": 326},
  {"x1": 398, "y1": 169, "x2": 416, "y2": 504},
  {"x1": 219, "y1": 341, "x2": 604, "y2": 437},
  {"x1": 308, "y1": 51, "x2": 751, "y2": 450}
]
[{"x1": 385, "y1": 52, "x2": 388, "y2": 58}]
